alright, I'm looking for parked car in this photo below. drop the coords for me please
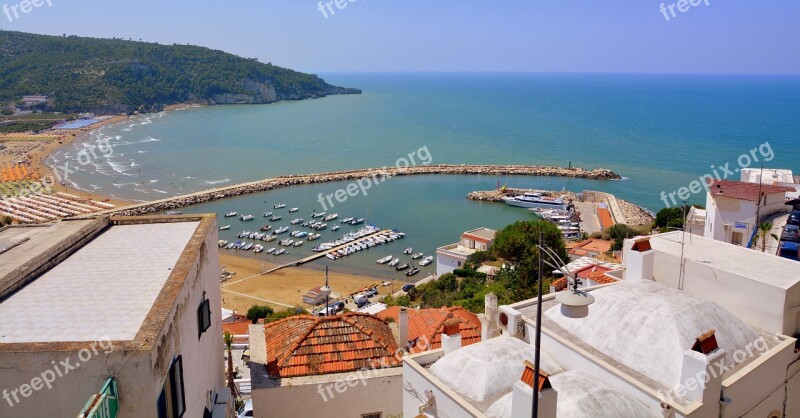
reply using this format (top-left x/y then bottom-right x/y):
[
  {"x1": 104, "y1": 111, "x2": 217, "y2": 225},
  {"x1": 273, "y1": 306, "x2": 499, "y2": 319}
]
[
  {"x1": 330, "y1": 301, "x2": 345, "y2": 313},
  {"x1": 353, "y1": 294, "x2": 368, "y2": 306},
  {"x1": 781, "y1": 224, "x2": 800, "y2": 242},
  {"x1": 779, "y1": 241, "x2": 799, "y2": 261},
  {"x1": 402, "y1": 283, "x2": 415, "y2": 292},
  {"x1": 788, "y1": 210, "x2": 800, "y2": 226},
  {"x1": 365, "y1": 287, "x2": 378, "y2": 297},
  {"x1": 237, "y1": 399, "x2": 253, "y2": 418}
]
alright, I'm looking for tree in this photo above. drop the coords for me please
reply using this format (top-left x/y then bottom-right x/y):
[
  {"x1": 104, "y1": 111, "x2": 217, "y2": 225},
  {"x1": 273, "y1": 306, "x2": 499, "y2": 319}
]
[
  {"x1": 491, "y1": 220, "x2": 567, "y2": 300},
  {"x1": 223, "y1": 331, "x2": 237, "y2": 399},
  {"x1": 246, "y1": 305, "x2": 273, "y2": 323},
  {"x1": 654, "y1": 205, "x2": 703, "y2": 231},
  {"x1": 605, "y1": 224, "x2": 641, "y2": 251},
  {"x1": 757, "y1": 222, "x2": 778, "y2": 252},
  {"x1": 464, "y1": 250, "x2": 497, "y2": 271}
]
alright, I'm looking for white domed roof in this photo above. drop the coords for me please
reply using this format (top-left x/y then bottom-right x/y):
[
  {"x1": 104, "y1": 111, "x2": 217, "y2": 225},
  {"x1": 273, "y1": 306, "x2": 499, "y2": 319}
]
[
  {"x1": 545, "y1": 280, "x2": 775, "y2": 388},
  {"x1": 430, "y1": 335, "x2": 563, "y2": 403}
]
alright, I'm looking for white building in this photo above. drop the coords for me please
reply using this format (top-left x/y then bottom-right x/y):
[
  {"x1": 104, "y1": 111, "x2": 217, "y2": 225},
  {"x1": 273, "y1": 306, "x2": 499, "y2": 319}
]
[
  {"x1": 0, "y1": 215, "x2": 232, "y2": 418},
  {"x1": 436, "y1": 227, "x2": 497, "y2": 275},
  {"x1": 685, "y1": 206, "x2": 706, "y2": 236},
  {"x1": 402, "y1": 233, "x2": 800, "y2": 418},
  {"x1": 741, "y1": 168, "x2": 800, "y2": 200},
  {"x1": 704, "y1": 179, "x2": 792, "y2": 246}
]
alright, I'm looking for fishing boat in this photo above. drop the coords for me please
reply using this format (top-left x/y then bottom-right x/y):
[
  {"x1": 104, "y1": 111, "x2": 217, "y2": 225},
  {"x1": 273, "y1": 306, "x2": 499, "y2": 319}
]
[
  {"x1": 219, "y1": 225, "x2": 231, "y2": 231},
  {"x1": 331, "y1": 225, "x2": 340, "y2": 231},
  {"x1": 323, "y1": 213, "x2": 338, "y2": 222},
  {"x1": 403, "y1": 247, "x2": 412, "y2": 255},
  {"x1": 341, "y1": 217, "x2": 354, "y2": 224},
  {"x1": 388, "y1": 258, "x2": 399, "y2": 267},
  {"x1": 312, "y1": 211, "x2": 326, "y2": 218},
  {"x1": 269, "y1": 215, "x2": 282, "y2": 222},
  {"x1": 263, "y1": 211, "x2": 273, "y2": 217},
  {"x1": 376, "y1": 255, "x2": 393, "y2": 264},
  {"x1": 406, "y1": 266, "x2": 419, "y2": 276},
  {"x1": 240, "y1": 214, "x2": 254, "y2": 221},
  {"x1": 350, "y1": 218, "x2": 365, "y2": 225},
  {"x1": 290, "y1": 218, "x2": 303, "y2": 225},
  {"x1": 419, "y1": 256, "x2": 433, "y2": 266},
  {"x1": 411, "y1": 253, "x2": 423, "y2": 260},
  {"x1": 395, "y1": 263, "x2": 409, "y2": 271},
  {"x1": 273, "y1": 203, "x2": 286, "y2": 209},
  {"x1": 502, "y1": 192, "x2": 565, "y2": 209},
  {"x1": 289, "y1": 207, "x2": 299, "y2": 213},
  {"x1": 224, "y1": 212, "x2": 237, "y2": 218},
  {"x1": 274, "y1": 248, "x2": 286, "y2": 256}
]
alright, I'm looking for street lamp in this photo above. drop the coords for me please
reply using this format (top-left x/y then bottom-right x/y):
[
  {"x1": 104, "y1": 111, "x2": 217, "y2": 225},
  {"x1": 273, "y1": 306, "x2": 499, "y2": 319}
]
[
  {"x1": 531, "y1": 234, "x2": 595, "y2": 418},
  {"x1": 320, "y1": 266, "x2": 331, "y2": 316}
]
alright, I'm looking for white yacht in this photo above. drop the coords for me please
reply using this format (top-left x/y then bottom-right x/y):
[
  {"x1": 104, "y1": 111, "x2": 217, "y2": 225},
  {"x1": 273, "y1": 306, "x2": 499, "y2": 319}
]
[{"x1": 502, "y1": 192, "x2": 565, "y2": 208}]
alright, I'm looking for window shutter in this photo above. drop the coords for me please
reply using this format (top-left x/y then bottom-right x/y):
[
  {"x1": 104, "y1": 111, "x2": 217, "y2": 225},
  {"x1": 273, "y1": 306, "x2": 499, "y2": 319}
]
[
  {"x1": 170, "y1": 356, "x2": 186, "y2": 417},
  {"x1": 198, "y1": 296, "x2": 211, "y2": 338}
]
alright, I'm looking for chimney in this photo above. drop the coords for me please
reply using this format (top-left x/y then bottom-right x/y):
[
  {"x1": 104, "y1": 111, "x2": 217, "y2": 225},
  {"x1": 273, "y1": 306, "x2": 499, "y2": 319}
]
[
  {"x1": 441, "y1": 318, "x2": 462, "y2": 355},
  {"x1": 248, "y1": 324, "x2": 267, "y2": 365},
  {"x1": 676, "y1": 330, "x2": 725, "y2": 416},
  {"x1": 479, "y1": 293, "x2": 500, "y2": 341},
  {"x1": 623, "y1": 237, "x2": 655, "y2": 281},
  {"x1": 398, "y1": 307, "x2": 409, "y2": 349},
  {"x1": 511, "y1": 360, "x2": 557, "y2": 418}
]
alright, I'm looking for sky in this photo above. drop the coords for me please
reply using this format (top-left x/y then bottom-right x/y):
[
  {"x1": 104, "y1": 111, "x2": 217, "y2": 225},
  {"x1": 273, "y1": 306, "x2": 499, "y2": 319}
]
[{"x1": 1, "y1": 0, "x2": 798, "y2": 74}]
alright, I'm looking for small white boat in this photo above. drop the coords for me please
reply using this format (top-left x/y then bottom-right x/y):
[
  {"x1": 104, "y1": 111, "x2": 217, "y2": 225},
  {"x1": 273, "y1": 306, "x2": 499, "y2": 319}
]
[
  {"x1": 419, "y1": 256, "x2": 433, "y2": 266},
  {"x1": 219, "y1": 225, "x2": 231, "y2": 231},
  {"x1": 331, "y1": 225, "x2": 340, "y2": 231},
  {"x1": 326, "y1": 253, "x2": 337, "y2": 260},
  {"x1": 388, "y1": 258, "x2": 399, "y2": 267},
  {"x1": 274, "y1": 248, "x2": 286, "y2": 255},
  {"x1": 341, "y1": 217, "x2": 354, "y2": 224},
  {"x1": 266, "y1": 247, "x2": 276, "y2": 254},
  {"x1": 263, "y1": 211, "x2": 273, "y2": 217},
  {"x1": 240, "y1": 214, "x2": 254, "y2": 221},
  {"x1": 274, "y1": 226, "x2": 289, "y2": 234},
  {"x1": 253, "y1": 245, "x2": 264, "y2": 253},
  {"x1": 323, "y1": 213, "x2": 339, "y2": 222},
  {"x1": 218, "y1": 240, "x2": 228, "y2": 247},
  {"x1": 273, "y1": 203, "x2": 286, "y2": 209},
  {"x1": 293, "y1": 241, "x2": 304, "y2": 247},
  {"x1": 312, "y1": 211, "x2": 326, "y2": 218},
  {"x1": 290, "y1": 218, "x2": 303, "y2": 225},
  {"x1": 376, "y1": 255, "x2": 393, "y2": 264},
  {"x1": 350, "y1": 218, "x2": 365, "y2": 225},
  {"x1": 224, "y1": 212, "x2": 237, "y2": 218},
  {"x1": 269, "y1": 215, "x2": 282, "y2": 222},
  {"x1": 403, "y1": 247, "x2": 412, "y2": 254},
  {"x1": 411, "y1": 253, "x2": 423, "y2": 260},
  {"x1": 289, "y1": 207, "x2": 299, "y2": 213}
]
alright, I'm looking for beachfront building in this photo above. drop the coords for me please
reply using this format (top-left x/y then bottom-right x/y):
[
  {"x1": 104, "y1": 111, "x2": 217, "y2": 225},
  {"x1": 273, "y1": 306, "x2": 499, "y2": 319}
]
[
  {"x1": 741, "y1": 168, "x2": 800, "y2": 200},
  {"x1": 565, "y1": 238, "x2": 614, "y2": 261},
  {"x1": 436, "y1": 227, "x2": 497, "y2": 275},
  {"x1": 249, "y1": 312, "x2": 404, "y2": 417},
  {"x1": 20, "y1": 95, "x2": 48, "y2": 106},
  {"x1": 302, "y1": 284, "x2": 331, "y2": 305},
  {"x1": 0, "y1": 215, "x2": 233, "y2": 418},
  {"x1": 704, "y1": 179, "x2": 792, "y2": 246},
  {"x1": 401, "y1": 234, "x2": 800, "y2": 418}
]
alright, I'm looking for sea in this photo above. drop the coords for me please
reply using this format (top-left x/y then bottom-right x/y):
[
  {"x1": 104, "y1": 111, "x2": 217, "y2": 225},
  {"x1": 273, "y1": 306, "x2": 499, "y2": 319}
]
[{"x1": 47, "y1": 73, "x2": 800, "y2": 278}]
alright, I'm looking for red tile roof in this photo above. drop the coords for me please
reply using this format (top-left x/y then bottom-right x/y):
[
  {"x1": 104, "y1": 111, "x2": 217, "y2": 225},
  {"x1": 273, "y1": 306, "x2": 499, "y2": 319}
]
[
  {"x1": 597, "y1": 207, "x2": 615, "y2": 229},
  {"x1": 263, "y1": 313, "x2": 399, "y2": 378},
  {"x1": 708, "y1": 180, "x2": 793, "y2": 202},
  {"x1": 376, "y1": 306, "x2": 482, "y2": 350},
  {"x1": 568, "y1": 239, "x2": 613, "y2": 257},
  {"x1": 223, "y1": 320, "x2": 251, "y2": 336}
]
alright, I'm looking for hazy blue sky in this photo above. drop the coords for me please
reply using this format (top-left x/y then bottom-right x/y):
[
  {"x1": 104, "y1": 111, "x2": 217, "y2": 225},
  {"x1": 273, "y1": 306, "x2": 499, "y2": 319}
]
[{"x1": 2, "y1": 0, "x2": 798, "y2": 74}]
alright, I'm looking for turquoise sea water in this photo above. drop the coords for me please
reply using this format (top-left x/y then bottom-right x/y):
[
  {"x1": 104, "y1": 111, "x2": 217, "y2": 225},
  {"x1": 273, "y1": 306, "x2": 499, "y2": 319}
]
[{"x1": 48, "y1": 73, "x2": 800, "y2": 277}]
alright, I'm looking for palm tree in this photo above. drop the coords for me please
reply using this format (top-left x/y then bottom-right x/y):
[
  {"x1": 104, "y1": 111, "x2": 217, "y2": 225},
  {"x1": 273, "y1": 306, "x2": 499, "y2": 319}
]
[
  {"x1": 757, "y1": 222, "x2": 777, "y2": 252},
  {"x1": 224, "y1": 331, "x2": 237, "y2": 399}
]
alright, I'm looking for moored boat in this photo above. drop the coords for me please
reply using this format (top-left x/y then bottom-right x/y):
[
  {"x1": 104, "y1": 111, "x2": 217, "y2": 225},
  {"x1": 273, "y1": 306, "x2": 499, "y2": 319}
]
[
  {"x1": 388, "y1": 258, "x2": 399, "y2": 267},
  {"x1": 289, "y1": 207, "x2": 299, "y2": 212},
  {"x1": 419, "y1": 256, "x2": 433, "y2": 266},
  {"x1": 323, "y1": 213, "x2": 339, "y2": 222},
  {"x1": 411, "y1": 253, "x2": 423, "y2": 260},
  {"x1": 240, "y1": 214, "x2": 254, "y2": 221},
  {"x1": 219, "y1": 225, "x2": 231, "y2": 231},
  {"x1": 376, "y1": 255, "x2": 393, "y2": 264},
  {"x1": 224, "y1": 212, "x2": 237, "y2": 218}
]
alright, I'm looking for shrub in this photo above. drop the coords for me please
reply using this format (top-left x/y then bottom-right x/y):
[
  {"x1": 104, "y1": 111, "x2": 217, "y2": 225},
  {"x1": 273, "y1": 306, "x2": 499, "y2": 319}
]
[{"x1": 246, "y1": 305, "x2": 274, "y2": 323}]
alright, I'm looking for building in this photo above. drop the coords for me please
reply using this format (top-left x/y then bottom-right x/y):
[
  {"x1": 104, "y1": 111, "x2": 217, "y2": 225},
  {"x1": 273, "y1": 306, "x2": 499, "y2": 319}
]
[
  {"x1": 377, "y1": 306, "x2": 482, "y2": 350},
  {"x1": 302, "y1": 285, "x2": 331, "y2": 305},
  {"x1": 249, "y1": 312, "x2": 404, "y2": 417},
  {"x1": 436, "y1": 227, "x2": 497, "y2": 275},
  {"x1": 741, "y1": 168, "x2": 800, "y2": 200},
  {"x1": 402, "y1": 234, "x2": 800, "y2": 418},
  {"x1": 704, "y1": 179, "x2": 793, "y2": 246},
  {"x1": 20, "y1": 95, "x2": 48, "y2": 106},
  {"x1": 685, "y1": 206, "x2": 706, "y2": 236},
  {"x1": 550, "y1": 257, "x2": 622, "y2": 292},
  {"x1": 566, "y1": 238, "x2": 613, "y2": 261},
  {"x1": 0, "y1": 215, "x2": 232, "y2": 417}
]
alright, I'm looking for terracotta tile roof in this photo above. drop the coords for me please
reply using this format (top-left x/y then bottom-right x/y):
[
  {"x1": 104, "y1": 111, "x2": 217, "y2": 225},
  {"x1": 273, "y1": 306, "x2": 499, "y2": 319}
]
[
  {"x1": 223, "y1": 320, "x2": 251, "y2": 336},
  {"x1": 568, "y1": 239, "x2": 613, "y2": 257},
  {"x1": 376, "y1": 306, "x2": 482, "y2": 350},
  {"x1": 597, "y1": 207, "x2": 615, "y2": 229},
  {"x1": 588, "y1": 271, "x2": 617, "y2": 285},
  {"x1": 263, "y1": 313, "x2": 399, "y2": 378},
  {"x1": 552, "y1": 277, "x2": 568, "y2": 291},
  {"x1": 708, "y1": 179, "x2": 793, "y2": 202}
]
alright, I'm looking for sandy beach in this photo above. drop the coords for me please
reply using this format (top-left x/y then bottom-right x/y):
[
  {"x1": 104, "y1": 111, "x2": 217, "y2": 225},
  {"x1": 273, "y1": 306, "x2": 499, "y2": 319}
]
[
  {"x1": 0, "y1": 115, "x2": 133, "y2": 207},
  {"x1": 219, "y1": 253, "x2": 394, "y2": 314}
]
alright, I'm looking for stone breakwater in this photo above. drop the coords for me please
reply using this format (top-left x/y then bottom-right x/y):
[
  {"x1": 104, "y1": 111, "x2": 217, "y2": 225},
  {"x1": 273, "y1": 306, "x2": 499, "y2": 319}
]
[
  {"x1": 617, "y1": 199, "x2": 655, "y2": 226},
  {"x1": 108, "y1": 164, "x2": 620, "y2": 217}
]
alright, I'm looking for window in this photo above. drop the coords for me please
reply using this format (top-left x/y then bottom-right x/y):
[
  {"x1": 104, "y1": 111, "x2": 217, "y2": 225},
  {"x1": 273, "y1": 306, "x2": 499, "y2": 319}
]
[
  {"x1": 158, "y1": 356, "x2": 186, "y2": 418},
  {"x1": 197, "y1": 291, "x2": 211, "y2": 338},
  {"x1": 361, "y1": 413, "x2": 382, "y2": 418},
  {"x1": 457, "y1": 261, "x2": 462, "y2": 267},
  {"x1": 731, "y1": 231, "x2": 743, "y2": 246}
]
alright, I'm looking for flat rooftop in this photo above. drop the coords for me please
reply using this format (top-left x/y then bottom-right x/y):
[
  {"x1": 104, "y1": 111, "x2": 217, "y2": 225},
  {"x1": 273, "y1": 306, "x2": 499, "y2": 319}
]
[
  {"x1": 0, "y1": 221, "x2": 200, "y2": 343},
  {"x1": 463, "y1": 227, "x2": 496, "y2": 241},
  {"x1": 436, "y1": 243, "x2": 478, "y2": 257},
  {"x1": 648, "y1": 231, "x2": 800, "y2": 289}
]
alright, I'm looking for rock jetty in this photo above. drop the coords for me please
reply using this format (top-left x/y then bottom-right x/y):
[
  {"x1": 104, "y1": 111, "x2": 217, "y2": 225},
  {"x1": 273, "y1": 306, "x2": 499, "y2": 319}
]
[{"x1": 109, "y1": 164, "x2": 620, "y2": 217}]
